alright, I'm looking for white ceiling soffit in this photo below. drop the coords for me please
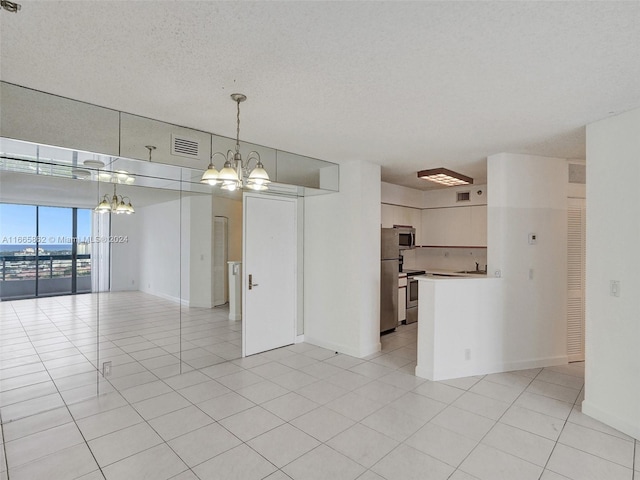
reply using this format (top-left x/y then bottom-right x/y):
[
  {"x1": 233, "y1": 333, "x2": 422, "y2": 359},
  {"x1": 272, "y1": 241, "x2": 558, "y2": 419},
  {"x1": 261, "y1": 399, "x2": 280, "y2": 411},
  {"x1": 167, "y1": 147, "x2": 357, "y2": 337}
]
[{"x1": 1, "y1": 1, "x2": 639, "y2": 190}]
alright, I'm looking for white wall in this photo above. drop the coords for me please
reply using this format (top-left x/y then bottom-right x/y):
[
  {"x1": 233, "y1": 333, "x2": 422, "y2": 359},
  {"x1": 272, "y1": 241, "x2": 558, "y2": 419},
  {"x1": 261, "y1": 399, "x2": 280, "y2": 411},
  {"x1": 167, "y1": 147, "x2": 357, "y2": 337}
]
[
  {"x1": 583, "y1": 108, "x2": 640, "y2": 440},
  {"x1": 213, "y1": 196, "x2": 243, "y2": 262},
  {"x1": 189, "y1": 195, "x2": 213, "y2": 308},
  {"x1": 416, "y1": 277, "x2": 505, "y2": 380},
  {"x1": 487, "y1": 153, "x2": 568, "y2": 369},
  {"x1": 407, "y1": 247, "x2": 487, "y2": 273},
  {"x1": 304, "y1": 160, "x2": 381, "y2": 357},
  {"x1": 381, "y1": 182, "x2": 423, "y2": 208},
  {"x1": 135, "y1": 194, "x2": 213, "y2": 307},
  {"x1": 110, "y1": 213, "x2": 139, "y2": 291},
  {"x1": 138, "y1": 196, "x2": 183, "y2": 304},
  {"x1": 423, "y1": 183, "x2": 488, "y2": 208}
]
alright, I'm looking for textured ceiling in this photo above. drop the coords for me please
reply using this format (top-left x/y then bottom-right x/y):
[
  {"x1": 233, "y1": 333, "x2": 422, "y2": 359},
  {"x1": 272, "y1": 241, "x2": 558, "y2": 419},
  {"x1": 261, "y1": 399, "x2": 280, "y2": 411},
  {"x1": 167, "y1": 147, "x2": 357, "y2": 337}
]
[{"x1": 1, "y1": 1, "x2": 639, "y2": 190}]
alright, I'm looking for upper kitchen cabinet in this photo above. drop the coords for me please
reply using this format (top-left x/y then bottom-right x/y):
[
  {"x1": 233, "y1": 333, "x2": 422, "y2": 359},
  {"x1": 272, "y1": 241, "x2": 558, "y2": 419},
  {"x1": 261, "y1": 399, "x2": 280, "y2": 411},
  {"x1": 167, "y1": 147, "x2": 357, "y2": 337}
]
[
  {"x1": 470, "y1": 205, "x2": 487, "y2": 247},
  {"x1": 381, "y1": 204, "x2": 421, "y2": 229},
  {"x1": 421, "y1": 205, "x2": 486, "y2": 247},
  {"x1": 422, "y1": 207, "x2": 470, "y2": 246},
  {"x1": 120, "y1": 113, "x2": 211, "y2": 169},
  {"x1": 0, "y1": 82, "x2": 120, "y2": 156}
]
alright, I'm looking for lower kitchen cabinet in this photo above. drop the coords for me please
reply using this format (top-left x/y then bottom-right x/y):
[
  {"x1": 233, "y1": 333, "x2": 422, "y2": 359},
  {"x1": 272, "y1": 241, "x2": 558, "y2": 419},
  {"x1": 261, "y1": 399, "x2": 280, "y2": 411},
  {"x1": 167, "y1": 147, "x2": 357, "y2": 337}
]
[{"x1": 398, "y1": 274, "x2": 407, "y2": 323}]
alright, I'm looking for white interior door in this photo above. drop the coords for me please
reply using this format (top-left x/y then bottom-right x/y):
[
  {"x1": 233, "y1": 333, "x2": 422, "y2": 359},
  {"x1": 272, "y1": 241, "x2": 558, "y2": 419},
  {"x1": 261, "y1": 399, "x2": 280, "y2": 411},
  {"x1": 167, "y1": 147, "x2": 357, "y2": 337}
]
[{"x1": 243, "y1": 193, "x2": 297, "y2": 356}]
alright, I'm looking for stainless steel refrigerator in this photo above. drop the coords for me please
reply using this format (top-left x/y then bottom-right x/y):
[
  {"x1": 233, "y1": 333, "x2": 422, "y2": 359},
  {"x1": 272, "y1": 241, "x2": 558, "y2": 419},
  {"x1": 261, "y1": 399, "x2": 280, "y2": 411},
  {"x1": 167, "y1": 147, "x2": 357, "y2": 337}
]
[{"x1": 380, "y1": 228, "x2": 400, "y2": 333}]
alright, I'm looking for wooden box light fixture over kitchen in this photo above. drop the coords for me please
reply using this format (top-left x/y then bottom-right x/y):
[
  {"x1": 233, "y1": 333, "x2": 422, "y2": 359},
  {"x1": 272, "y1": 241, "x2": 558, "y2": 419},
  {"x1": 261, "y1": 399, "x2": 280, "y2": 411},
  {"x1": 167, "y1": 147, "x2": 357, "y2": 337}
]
[{"x1": 417, "y1": 168, "x2": 473, "y2": 187}]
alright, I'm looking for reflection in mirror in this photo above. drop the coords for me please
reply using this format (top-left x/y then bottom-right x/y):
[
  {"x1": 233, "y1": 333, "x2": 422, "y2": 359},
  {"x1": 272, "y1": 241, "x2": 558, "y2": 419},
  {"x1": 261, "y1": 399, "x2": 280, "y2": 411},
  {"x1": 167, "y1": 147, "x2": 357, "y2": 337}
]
[{"x1": 0, "y1": 138, "x2": 243, "y2": 403}]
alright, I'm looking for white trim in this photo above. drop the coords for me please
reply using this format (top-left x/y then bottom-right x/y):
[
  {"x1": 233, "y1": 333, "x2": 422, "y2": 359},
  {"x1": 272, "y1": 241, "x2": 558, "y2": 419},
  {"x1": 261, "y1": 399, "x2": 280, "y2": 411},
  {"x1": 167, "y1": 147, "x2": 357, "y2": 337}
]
[
  {"x1": 416, "y1": 355, "x2": 569, "y2": 381},
  {"x1": 304, "y1": 336, "x2": 381, "y2": 359},
  {"x1": 295, "y1": 335, "x2": 305, "y2": 344},
  {"x1": 139, "y1": 288, "x2": 188, "y2": 307},
  {"x1": 582, "y1": 400, "x2": 640, "y2": 441}
]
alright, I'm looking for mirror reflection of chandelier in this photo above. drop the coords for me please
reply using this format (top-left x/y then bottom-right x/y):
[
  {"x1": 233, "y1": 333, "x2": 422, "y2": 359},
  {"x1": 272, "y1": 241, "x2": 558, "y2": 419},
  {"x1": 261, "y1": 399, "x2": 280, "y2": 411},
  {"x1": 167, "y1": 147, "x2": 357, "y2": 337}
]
[
  {"x1": 201, "y1": 94, "x2": 271, "y2": 191},
  {"x1": 95, "y1": 184, "x2": 134, "y2": 215}
]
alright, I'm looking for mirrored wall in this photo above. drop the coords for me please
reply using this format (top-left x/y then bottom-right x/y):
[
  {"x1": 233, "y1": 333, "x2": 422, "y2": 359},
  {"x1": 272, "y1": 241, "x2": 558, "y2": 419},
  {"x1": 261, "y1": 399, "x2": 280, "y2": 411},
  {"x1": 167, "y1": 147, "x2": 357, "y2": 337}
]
[
  {"x1": 0, "y1": 137, "x2": 242, "y2": 401},
  {"x1": 0, "y1": 81, "x2": 339, "y2": 405}
]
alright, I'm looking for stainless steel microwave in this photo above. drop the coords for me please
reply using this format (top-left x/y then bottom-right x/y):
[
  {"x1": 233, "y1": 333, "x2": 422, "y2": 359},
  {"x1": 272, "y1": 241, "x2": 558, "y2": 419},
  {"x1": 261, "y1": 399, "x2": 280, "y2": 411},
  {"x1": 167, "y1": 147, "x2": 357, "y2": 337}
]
[{"x1": 393, "y1": 225, "x2": 416, "y2": 249}]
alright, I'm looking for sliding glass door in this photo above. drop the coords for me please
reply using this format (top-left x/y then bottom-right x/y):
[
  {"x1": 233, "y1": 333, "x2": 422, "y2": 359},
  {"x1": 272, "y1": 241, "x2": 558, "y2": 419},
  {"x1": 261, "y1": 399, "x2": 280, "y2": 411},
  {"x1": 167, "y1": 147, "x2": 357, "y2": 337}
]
[{"x1": 0, "y1": 204, "x2": 92, "y2": 300}]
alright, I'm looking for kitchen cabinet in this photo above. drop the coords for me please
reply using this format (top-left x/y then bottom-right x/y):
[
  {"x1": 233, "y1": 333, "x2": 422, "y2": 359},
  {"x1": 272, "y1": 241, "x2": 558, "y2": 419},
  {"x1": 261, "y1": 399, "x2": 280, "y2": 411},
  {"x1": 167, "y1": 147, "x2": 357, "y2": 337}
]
[
  {"x1": 381, "y1": 204, "x2": 396, "y2": 228},
  {"x1": 398, "y1": 274, "x2": 407, "y2": 323},
  {"x1": 470, "y1": 205, "x2": 487, "y2": 247},
  {"x1": 421, "y1": 205, "x2": 486, "y2": 247},
  {"x1": 381, "y1": 204, "x2": 422, "y2": 243}
]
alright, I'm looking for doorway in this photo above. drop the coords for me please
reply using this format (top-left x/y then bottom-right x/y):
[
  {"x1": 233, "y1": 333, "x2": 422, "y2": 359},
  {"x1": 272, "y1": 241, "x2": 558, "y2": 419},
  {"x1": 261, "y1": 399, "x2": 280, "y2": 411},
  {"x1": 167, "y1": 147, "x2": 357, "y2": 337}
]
[{"x1": 243, "y1": 193, "x2": 297, "y2": 356}]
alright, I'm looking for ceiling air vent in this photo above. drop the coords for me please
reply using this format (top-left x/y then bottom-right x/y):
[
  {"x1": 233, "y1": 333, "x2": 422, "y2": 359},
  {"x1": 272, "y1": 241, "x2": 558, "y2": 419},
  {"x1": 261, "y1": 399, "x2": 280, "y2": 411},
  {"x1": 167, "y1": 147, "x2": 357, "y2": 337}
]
[
  {"x1": 568, "y1": 163, "x2": 586, "y2": 184},
  {"x1": 171, "y1": 134, "x2": 200, "y2": 159},
  {"x1": 456, "y1": 191, "x2": 471, "y2": 202}
]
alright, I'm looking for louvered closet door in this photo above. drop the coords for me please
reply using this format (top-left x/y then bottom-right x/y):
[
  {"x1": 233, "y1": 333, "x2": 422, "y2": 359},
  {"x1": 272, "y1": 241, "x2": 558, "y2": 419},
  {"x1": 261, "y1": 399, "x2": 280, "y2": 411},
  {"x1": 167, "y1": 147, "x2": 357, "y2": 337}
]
[{"x1": 567, "y1": 198, "x2": 586, "y2": 361}]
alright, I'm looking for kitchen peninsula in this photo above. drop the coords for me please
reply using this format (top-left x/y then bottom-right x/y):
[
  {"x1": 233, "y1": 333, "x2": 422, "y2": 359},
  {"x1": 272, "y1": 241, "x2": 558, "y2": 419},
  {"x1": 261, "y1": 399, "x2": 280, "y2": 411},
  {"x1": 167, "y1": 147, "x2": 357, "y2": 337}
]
[{"x1": 415, "y1": 274, "x2": 506, "y2": 381}]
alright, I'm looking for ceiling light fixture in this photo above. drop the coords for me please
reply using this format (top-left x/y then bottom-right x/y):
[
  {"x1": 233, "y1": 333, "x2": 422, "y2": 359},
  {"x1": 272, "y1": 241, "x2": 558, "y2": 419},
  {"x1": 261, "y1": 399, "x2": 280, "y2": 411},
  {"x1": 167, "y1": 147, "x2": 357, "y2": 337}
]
[
  {"x1": 0, "y1": 1, "x2": 21, "y2": 13},
  {"x1": 417, "y1": 168, "x2": 473, "y2": 187},
  {"x1": 95, "y1": 184, "x2": 135, "y2": 215},
  {"x1": 201, "y1": 94, "x2": 270, "y2": 191}
]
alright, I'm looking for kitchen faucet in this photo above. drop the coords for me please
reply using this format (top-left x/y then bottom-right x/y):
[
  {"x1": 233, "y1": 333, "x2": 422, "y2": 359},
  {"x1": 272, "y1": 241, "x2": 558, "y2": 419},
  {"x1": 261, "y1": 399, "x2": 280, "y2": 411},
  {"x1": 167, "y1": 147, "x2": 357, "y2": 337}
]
[{"x1": 475, "y1": 262, "x2": 479, "y2": 272}]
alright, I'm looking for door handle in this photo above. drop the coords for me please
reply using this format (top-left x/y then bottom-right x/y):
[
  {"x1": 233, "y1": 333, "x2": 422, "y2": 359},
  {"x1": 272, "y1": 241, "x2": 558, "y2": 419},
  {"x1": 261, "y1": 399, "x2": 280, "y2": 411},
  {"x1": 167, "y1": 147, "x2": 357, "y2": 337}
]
[{"x1": 248, "y1": 274, "x2": 259, "y2": 290}]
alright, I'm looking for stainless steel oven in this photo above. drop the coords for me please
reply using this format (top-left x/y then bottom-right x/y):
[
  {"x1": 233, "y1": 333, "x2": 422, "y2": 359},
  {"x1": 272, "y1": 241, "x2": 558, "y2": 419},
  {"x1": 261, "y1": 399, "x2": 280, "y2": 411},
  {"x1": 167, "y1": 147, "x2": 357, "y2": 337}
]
[{"x1": 404, "y1": 269, "x2": 425, "y2": 324}]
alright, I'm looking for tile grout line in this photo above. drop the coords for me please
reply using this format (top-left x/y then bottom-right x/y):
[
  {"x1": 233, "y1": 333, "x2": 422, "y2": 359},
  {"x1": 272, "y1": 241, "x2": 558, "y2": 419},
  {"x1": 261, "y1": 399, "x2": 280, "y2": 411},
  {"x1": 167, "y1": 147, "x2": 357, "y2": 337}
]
[
  {"x1": 443, "y1": 368, "x2": 544, "y2": 479},
  {"x1": 633, "y1": 439, "x2": 636, "y2": 480},
  {"x1": 1, "y1": 410, "x2": 9, "y2": 480},
  {"x1": 1, "y1": 295, "x2": 243, "y2": 477},
  {"x1": 4, "y1": 301, "x2": 107, "y2": 480},
  {"x1": 534, "y1": 382, "x2": 580, "y2": 480}
]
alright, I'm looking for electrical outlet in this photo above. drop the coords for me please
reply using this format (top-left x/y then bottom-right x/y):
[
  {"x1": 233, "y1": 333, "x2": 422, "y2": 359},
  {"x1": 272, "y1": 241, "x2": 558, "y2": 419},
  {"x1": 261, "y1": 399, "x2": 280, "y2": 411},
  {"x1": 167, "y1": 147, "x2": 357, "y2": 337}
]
[
  {"x1": 102, "y1": 361, "x2": 112, "y2": 377},
  {"x1": 610, "y1": 280, "x2": 620, "y2": 297},
  {"x1": 494, "y1": 270, "x2": 501, "y2": 278},
  {"x1": 464, "y1": 348, "x2": 471, "y2": 361}
]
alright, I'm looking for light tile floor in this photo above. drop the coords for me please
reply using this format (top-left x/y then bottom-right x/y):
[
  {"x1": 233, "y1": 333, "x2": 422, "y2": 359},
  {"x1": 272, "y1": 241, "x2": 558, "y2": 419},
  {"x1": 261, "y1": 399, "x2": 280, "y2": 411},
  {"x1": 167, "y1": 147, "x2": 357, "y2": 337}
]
[{"x1": 1, "y1": 292, "x2": 638, "y2": 480}]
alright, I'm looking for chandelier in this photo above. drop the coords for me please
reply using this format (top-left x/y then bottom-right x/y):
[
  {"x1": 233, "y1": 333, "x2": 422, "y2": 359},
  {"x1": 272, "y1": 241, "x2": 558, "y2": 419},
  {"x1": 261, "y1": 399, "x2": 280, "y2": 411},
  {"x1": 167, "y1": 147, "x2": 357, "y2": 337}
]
[
  {"x1": 95, "y1": 184, "x2": 135, "y2": 215},
  {"x1": 201, "y1": 94, "x2": 271, "y2": 191}
]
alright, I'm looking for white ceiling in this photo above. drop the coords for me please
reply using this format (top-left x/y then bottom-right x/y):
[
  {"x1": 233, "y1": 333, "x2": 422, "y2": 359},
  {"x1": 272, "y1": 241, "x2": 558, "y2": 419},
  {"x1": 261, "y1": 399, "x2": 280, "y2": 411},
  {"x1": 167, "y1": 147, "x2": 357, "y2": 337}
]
[{"x1": 1, "y1": 1, "x2": 639, "y2": 190}]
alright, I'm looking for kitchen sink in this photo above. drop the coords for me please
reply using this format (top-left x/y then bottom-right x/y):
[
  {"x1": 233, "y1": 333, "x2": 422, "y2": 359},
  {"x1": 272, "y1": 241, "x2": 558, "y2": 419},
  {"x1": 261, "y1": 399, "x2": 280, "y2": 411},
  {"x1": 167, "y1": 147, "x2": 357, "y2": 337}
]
[{"x1": 455, "y1": 270, "x2": 487, "y2": 274}]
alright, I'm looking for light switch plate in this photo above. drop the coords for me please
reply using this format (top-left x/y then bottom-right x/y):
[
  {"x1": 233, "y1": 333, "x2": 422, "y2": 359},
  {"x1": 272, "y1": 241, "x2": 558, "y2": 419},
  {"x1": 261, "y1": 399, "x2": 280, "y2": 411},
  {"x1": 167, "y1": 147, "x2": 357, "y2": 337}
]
[{"x1": 610, "y1": 280, "x2": 620, "y2": 297}]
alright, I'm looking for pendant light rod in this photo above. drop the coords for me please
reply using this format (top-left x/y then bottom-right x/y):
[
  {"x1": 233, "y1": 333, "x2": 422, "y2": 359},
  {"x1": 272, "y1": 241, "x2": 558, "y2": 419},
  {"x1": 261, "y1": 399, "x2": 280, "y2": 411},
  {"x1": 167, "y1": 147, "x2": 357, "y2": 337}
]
[{"x1": 231, "y1": 93, "x2": 246, "y2": 158}]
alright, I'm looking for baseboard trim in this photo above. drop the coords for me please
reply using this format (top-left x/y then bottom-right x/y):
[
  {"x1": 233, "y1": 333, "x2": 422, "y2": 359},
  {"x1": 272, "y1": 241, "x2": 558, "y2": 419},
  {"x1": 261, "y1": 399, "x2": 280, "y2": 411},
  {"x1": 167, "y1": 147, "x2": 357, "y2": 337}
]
[
  {"x1": 304, "y1": 336, "x2": 381, "y2": 358},
  {"x1": 416, "y1": 355, "x2": 569, "y2": 381},
  {"x1": 140, "y1": 289, "x2": 189, "y2": 307},
  {"x1": 295, "y1": 335, "x2": 305, "y2": 344},
  {"x1": 582, "y1": 400, "x2": 640, "y2": 441}
]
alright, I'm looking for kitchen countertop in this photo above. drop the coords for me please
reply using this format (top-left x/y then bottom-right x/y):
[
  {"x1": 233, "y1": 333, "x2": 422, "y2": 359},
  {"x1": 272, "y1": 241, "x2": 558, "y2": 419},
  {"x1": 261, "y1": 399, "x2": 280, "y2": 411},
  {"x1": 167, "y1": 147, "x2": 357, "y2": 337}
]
[{"x1": 419, "y1": 268, "x2": 488, "y2": 278}]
